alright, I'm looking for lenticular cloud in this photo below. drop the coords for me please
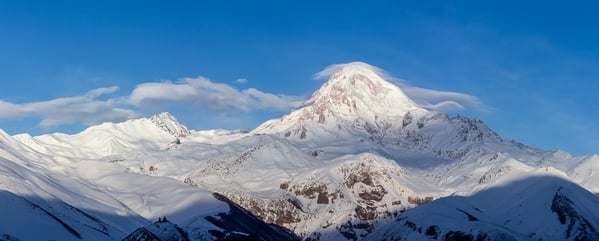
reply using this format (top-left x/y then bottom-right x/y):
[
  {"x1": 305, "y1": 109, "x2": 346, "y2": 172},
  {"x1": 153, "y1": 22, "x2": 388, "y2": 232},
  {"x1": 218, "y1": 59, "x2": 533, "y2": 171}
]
[{"x1": 314, "y1": 61, "x2": 489, "y2": 112}]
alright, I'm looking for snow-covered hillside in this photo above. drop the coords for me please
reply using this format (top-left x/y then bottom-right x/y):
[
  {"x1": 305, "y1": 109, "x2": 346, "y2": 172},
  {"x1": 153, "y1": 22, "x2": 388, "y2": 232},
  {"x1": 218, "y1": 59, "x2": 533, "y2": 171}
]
[
  {"x1": 1, "y1": 62, "x2": 598, "y2": 241},
  {"x1": 366, "y1": 174, "x2": 599, "y2": 241}
]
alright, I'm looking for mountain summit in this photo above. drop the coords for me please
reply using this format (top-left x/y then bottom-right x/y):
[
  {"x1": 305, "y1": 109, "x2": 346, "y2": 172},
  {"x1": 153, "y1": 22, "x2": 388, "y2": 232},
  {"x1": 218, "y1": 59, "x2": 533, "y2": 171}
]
[
  {"x1": 306, "y1": 62, "x2": 422, "y2": 118},
  {"x1": 253, "y1": 62, "x2": 426, "y2": 139},
  {"x1": 149, "y1": 112, "x2": 191, "y2": 138}
]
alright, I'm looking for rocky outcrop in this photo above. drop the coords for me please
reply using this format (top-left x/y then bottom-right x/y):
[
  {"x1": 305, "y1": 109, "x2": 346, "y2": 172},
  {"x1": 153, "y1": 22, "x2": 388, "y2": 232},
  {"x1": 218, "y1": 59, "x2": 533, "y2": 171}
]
[
  {"x1": 121, "y1": 219, "x2": 190, "y2": 241},
  {"x1": 205, "y1": 193, "x2": 301, "y2": 241},
  {"x1": 220, "y1": 192, "x2": 305, "y2": 226},
  {"x1": 551, "y1": 188, "x2": 599, "y2": 241},
  {"x1": 150, "y1": 112, "x2": 191, "y2": 138}
]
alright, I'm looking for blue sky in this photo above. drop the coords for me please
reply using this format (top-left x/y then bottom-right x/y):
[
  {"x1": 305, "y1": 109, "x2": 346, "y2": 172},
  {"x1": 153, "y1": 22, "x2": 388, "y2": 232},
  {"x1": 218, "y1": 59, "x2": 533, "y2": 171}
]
[{"x1": 0, "y1": 1, "x2": 598, "y2": 155}]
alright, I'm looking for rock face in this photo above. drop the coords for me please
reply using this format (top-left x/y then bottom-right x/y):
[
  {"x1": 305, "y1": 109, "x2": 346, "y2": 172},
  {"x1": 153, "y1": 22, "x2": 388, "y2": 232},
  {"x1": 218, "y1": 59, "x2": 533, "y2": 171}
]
[
  {"x1": 217, "y1": 153, "x2": 428, "y2": 240},
  {"x1": 551, "y1": 188, "x2": 599, "y2": 241},
  {"x1": 204, "y1": 193, "x2": 301, "y2": 241},
  {"x1": 150, "y1": 112, "x2": 191, "y2": 138}
]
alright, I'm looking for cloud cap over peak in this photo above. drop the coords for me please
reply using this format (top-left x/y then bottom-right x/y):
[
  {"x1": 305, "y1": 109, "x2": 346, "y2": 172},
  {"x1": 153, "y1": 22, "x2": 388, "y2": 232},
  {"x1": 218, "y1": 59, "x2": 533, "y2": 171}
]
[
  {"x1": 313, "y1": 61, "x2": 396, "y2": 82},
  {"x1": 314, "y1": 62, "x2": 489, "y2": 112}
]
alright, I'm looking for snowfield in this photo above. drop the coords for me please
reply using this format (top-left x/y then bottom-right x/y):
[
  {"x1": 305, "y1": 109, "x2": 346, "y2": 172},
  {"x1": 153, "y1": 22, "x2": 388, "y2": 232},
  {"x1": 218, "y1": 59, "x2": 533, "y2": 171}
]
[{"x1": 1, "y1": 62, "x2": 598, "y2": 241}]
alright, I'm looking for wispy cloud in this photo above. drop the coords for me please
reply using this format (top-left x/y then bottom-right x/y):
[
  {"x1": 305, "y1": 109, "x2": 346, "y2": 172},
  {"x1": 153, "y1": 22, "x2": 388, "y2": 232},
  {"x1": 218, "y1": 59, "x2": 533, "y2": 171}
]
[
  {"x1": 0, "y1": 76, "x2": 304, "y2": 130},
  {"x1": 128, "y1": 77, "x2": 303, "y2": 112},
  {"x1": 401, "y1": 86, "x2": 490, "y2": 112},
  {"x1": 1, "y1": 63, "x2": 489, "y2": 131},
  {"x1": 0, "y1": 86, "x2": 140, "y2": 129},
  {"x1": 235, "y1": 78, "x2": 248, "y2": 84}
]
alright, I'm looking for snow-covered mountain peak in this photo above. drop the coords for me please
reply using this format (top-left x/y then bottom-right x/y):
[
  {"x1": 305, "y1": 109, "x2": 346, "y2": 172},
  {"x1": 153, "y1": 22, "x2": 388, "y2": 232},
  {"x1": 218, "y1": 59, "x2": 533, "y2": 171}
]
[
  {"x1": 306, "y1": 62, "x2": 422, "y2": 118},
  {"x1": 149, "y1": 112, "x2": 191, "y2": 138},
  {"x1": 253, "y1": 62, "x2": 427, "y2": 140},
  {"x1": 10, "y1": 113, "x2": 193, "y2": 157}
]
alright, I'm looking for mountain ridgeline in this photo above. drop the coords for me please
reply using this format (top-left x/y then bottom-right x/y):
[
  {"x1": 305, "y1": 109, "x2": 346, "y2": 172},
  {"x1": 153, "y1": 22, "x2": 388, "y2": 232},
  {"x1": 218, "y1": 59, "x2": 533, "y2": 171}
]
[{"x1": 0, "y1": 62, "x2": 598, "y2": 241}]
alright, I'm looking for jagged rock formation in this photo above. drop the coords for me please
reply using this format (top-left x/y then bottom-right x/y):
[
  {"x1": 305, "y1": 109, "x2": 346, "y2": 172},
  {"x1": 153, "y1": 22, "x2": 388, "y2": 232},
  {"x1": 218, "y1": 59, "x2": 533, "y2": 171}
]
[
  {"x1": 204, "y1": 193, "x2": 301, "y2": 241},
  {"x1": 150, "y1": 112, "x2": 191, "y2": 138}
]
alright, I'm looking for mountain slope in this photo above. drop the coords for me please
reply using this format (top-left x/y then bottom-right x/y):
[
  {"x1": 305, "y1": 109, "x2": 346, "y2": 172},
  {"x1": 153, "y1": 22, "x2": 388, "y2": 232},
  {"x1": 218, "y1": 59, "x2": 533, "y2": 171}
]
[
  {"x1": 12, "y1": 112, "x2": 188, "y2": 157},
  {"x1": 365, "y1": 175, "x2": 599, "y2": 241}
]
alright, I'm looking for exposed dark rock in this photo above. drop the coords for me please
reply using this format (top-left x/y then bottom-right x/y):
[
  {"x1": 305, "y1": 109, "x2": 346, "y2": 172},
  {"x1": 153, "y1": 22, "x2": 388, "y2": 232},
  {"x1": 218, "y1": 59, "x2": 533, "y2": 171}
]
[
  {"x1": 444, "y1": 231, "x2": 473, "y2": 241},
  {"x1": 551, "y1": 188, "x2": 599, "y2": 240},
  {"x1": 407, "y1": 196, "x2": 433, "y2": 205},
  {"x1": 121, "y1": 220, "x2": 190, "y2": 241},
  {"x1": 222, "y1": 192, "x2": 303, "y2": 225},
  {"x1": 346, "y1": 171, "x2": 374, "y2": 187},
  {"x1": 426, "y1": 225, "x2": 440, "y2": 239},
  {"x1": 358, "y1": 185, "x2": 387, "y2": 202},
  {"x1": 404, "y1": 221, "x2": 417, "y2": 231},
  {"x1": 355, "y1": 206, "x2": 377, "y2": 220},
  {"x1": 205, "y1": 193, "x2": 301, "y2": 241},
  {"x1": 316, "y1": 191, "x2": 329, "y2": 204},
  {"x1": 402, "y1": 112, "x2": 413, "y2": 128},
  {"x1": 294, "y1": 184, "x2": 327, "y2": 199},
  {"x1": 338, "y1": 221, "x2": 358, "y2": 241}
]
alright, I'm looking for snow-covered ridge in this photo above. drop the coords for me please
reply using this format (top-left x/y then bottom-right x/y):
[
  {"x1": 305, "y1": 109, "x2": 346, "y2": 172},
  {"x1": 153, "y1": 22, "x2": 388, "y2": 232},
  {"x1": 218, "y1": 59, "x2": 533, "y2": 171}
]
[{"x1": 10, "y1": 112, "x2": 193, "y2": 157}]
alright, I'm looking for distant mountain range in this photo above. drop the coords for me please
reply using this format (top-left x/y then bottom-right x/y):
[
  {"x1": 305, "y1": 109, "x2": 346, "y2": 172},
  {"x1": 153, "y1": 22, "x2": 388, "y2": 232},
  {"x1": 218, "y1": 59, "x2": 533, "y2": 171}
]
[{"x1": 1, "y1": 62, "x2": 598, "y2": 241}]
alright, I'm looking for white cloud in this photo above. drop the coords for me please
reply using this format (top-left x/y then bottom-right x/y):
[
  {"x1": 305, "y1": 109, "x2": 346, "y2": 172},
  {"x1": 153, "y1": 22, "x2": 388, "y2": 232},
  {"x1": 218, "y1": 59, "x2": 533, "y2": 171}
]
[
  {"x1": 128, "y1": 77, "x2": 303, "y2": 112},
  {"x1": 85, "y1": 86, "x2": 119, "y2": 98},
  {"x1": 129, "y1": 80, "x2": 200, "y2": 106},
  {"x1": 243, "y1": 88, "x2": 304, "y2": 111},
  {"x1": 235, "y1": 78, "x2": 248, "y2": 84},
  {"x1": 401, "y1": 86, "x2": 490, "y2": 112},
  {"x1": 0, "y1": 75, "x2": 304, "y2": 131},
  {"x1": 313, "y1": 62, "x2": 397, "y2": 82},
  {"x1": 0, "y1": 86, "x2": 140, "y2": 130},
  {"x1": 0, "y1": 101, "x2": 26, "y2": 119}
]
